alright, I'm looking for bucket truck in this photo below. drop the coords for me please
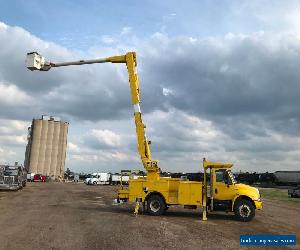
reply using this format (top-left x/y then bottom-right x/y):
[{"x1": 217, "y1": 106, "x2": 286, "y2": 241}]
[{"x1": 26, "y1": 51, "x2": 262, "y2": 221}]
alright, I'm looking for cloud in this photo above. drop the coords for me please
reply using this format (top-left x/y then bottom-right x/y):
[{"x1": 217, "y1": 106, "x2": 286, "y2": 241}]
[
  {"x1": 87, "y1": 129, "x2": 121, "y2": 148},
  {"x1": 120, "y1": 27, "x2": 132, "y2": 36},
  {"x1": 68, "y1": 142, "x2": 80, "y2": 153},
  {"x1": 0, "y1": 135, "x2": 27, "y2": 146},
  {"x1": 101, "y1": 35, "x2": 115, "y2": 44},
  {"x1": 0, "y1": 119, "x2": 28, "y2": 135},
  {"x1": 0, "y1": 146, "x2": 16, "y2": 164},
  {"x1": 0, "y1": 82, "x2": 33, "y2": 106},
  {"x1": 140, "y1": 32, "x2": 300, "y2": 132},
  {"x1": 1, "y1": 21, "x2": 300, "y2": 172}
]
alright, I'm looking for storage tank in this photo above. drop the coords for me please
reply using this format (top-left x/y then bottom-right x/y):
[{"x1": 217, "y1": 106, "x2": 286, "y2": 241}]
[
  {"x1": 274, "y1": 171, "x2": 300, "y2": 185},
  {"x1": 24, "y1": 116, "x2": 69, "y2": 180}
]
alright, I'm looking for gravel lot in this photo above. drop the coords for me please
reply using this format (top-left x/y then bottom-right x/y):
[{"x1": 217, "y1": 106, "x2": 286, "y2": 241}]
[{"x1": 0, "y1": 182, "x2": 299, "y2": 250}]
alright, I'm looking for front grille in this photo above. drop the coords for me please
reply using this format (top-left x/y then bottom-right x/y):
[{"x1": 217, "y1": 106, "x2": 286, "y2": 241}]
[{"x1": 4, "y1": 176, "x2": 14, "y2": 185}]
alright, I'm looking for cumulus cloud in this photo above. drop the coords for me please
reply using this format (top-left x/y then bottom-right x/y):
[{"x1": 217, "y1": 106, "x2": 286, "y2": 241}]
[
  {"x1": 68, "y1": 142, "x2": 80, "y2": 153},
  {"x1": 0, "y1": 82, "x2": 32, "y2": 106},
  {"x1": 0, "y1": 22, "x2": 133, "y2": 122},
  {"x1": 0, "y1": 146, "x2": 16, "y2": 164},
  {"x1": 87, "y1": 129, "x2": 121, "y2": 148},
  {"x1": 140, "y1": 32, "x2": 300, "y2": 132}
]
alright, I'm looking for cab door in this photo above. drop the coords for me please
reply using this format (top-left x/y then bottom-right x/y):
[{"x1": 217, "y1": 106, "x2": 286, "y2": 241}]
[{"x1": 212, "y1": 169, "x2": 236, "y2": 201}]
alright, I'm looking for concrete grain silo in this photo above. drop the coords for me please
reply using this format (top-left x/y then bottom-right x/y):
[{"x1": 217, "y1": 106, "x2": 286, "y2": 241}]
[{"x1": 24, "y1": 116, "x2": 69, "y2": 180}]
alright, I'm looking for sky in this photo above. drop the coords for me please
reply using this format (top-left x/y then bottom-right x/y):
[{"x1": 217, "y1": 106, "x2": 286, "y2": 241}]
[{"x1": 1, "y1": 0, "x2": 300, "y2": 173}]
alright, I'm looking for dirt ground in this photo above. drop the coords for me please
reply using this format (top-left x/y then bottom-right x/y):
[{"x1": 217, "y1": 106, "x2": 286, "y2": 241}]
[{"x1": 0, "y1": 183, "x2": 299, "y2": 250}]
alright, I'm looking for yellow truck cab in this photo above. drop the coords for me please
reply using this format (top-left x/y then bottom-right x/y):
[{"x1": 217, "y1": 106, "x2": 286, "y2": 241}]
[
  {"x1": 206, "y1": 162, "x2": 262, "y2": 221},
  {"x1": 118, "y1": 159, "x2": 262, "y2": 222}
]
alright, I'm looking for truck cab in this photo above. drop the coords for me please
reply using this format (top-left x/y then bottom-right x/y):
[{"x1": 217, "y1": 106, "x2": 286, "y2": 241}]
[
  {"x1": 208, "y1": 166, "x2": 262, "y2": 221},
  {"x1": 89, "y1": 173, "x2": 111, "y2": 185},
  {"x1": 0, "y1": 166, "x2": 24, "y2": 190}
]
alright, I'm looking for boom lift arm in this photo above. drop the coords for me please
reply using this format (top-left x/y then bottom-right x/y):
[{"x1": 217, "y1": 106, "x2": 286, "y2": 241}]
[{"x1": 26, "y1": 52, "x2": 160, "y2": 180}]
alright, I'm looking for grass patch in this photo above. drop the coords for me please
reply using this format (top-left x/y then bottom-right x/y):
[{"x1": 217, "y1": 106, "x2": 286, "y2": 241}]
[{"x1": 259, "y1": 188, "x2": 300, "y2": 203}]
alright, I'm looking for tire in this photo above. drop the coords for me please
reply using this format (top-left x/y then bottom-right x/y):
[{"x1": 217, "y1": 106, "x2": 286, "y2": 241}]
[
  {"x1": 146, "y1": 194, "x2": 166, "y2": 216},
  {"x1": 234, "y1": 199, "x2": 255, "y2": 222},
  {"x1": 93, "y1": 181, "x2": 97, "y2": 185}
]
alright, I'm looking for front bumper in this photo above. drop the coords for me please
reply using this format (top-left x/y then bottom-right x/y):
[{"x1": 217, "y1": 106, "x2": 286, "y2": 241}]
[
  {"x1": 0, "y1": 184, "x2": 20, "y2": 190},
  {"x1": 254, "y1": 200, "x2": 263, "y2": 210}
]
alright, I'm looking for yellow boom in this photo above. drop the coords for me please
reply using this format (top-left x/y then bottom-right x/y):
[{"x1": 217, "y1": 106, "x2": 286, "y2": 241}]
[{"x1": 109, "y1": 52, "x2": 160, "y2": 181}]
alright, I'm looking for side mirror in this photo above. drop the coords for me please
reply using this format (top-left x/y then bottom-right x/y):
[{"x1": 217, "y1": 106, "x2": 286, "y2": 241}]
[{"x1": 224, "y1": 173, "x2": 232, "y2": 186}]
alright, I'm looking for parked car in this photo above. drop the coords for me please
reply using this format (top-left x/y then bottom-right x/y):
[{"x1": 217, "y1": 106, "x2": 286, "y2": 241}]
[
  {"x1": 288, "y1": 186, "x2": 300, "y2": 198},
  {"x1": 33, "y1": 174, "x2": 47, "y2": 182}
]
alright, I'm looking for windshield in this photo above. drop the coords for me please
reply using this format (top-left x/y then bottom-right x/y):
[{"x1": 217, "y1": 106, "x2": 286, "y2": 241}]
[
  {"x1": 4, "y1": 169, "x2": 18, "y2": 176},
  {"x1": 227, "y1": 170, "x2": 237, "y2": 184}
]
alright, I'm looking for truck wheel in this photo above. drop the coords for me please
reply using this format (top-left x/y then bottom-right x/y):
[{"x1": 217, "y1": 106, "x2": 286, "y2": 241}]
[
  {"x1": 234, "y1": 199, "x2": 255, "y2": 222},
  {"x1": 146, "y1": 195, "x2": 166, "y2": 216},
  {"x1": 93, "y1": 181, "x2": 97, "y2": 185}
]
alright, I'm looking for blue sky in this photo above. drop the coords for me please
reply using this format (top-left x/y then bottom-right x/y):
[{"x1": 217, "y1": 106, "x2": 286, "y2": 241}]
[
  {"x1": 1, "y1": 0, "x2": 295, "y2": 49},
  {"x1": 1, "y1": 1, "x2": 300, "y2": 173}
]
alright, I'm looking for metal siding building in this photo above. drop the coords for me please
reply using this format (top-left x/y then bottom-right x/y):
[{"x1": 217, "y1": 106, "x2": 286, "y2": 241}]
[{"x1": 24, "y1": 116, "x2": 69, "y2": 179}]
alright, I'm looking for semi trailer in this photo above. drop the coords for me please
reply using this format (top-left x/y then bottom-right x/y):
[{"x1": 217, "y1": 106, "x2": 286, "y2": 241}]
[{"x1": 26, "y1": 51, "x2": 263, "y2": 221}]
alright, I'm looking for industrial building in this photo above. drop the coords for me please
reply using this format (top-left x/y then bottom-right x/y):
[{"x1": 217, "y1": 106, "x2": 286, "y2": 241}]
[{"x1": 24, "y1": 116, "x2": 69, "y2": 180}]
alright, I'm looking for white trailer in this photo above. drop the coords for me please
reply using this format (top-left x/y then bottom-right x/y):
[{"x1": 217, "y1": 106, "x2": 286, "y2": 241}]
[
  {"x1": 110, "y1": 174, "x2": 130, "y2": 185},
  {"x1": 27, "y1": 173, "x2": 35, "y2": 182},
  {"x1": 111, "y1": 174, "x2": 121, "y2": 185},
  {"x1": 120, "y1": 175, "x2": 129, "y2": 184}
]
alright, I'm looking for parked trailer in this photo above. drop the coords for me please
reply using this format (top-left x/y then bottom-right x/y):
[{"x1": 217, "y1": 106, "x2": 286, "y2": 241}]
[
  {"x1": 111, "y1": 174, "x2": 121, "y2": 185},
  {"x1": 27, "y1": 173, "x2": 35, "y2": 182},
  {"x1": 288, "y1": 186, "x2": 300, "y2": 198},
  {"x1": 274, "y1": 171, "x2": 300, "y2": 185},
  {"x1": 110, "y1": 174, "x2": 130, "y2": 185}
]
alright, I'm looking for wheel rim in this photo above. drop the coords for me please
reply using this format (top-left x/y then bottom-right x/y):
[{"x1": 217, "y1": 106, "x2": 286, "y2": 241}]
[
  {"x1": 239, "y1": 204, "x2": 251, "y2": 218},
  {"x1": 150, "y1": 200, "x2": 160, "y2": 212}
]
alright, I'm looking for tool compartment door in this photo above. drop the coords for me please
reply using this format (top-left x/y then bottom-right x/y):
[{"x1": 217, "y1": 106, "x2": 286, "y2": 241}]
[{"x1": 178, "y1": 182, "x2": 202, "y2": 205}]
